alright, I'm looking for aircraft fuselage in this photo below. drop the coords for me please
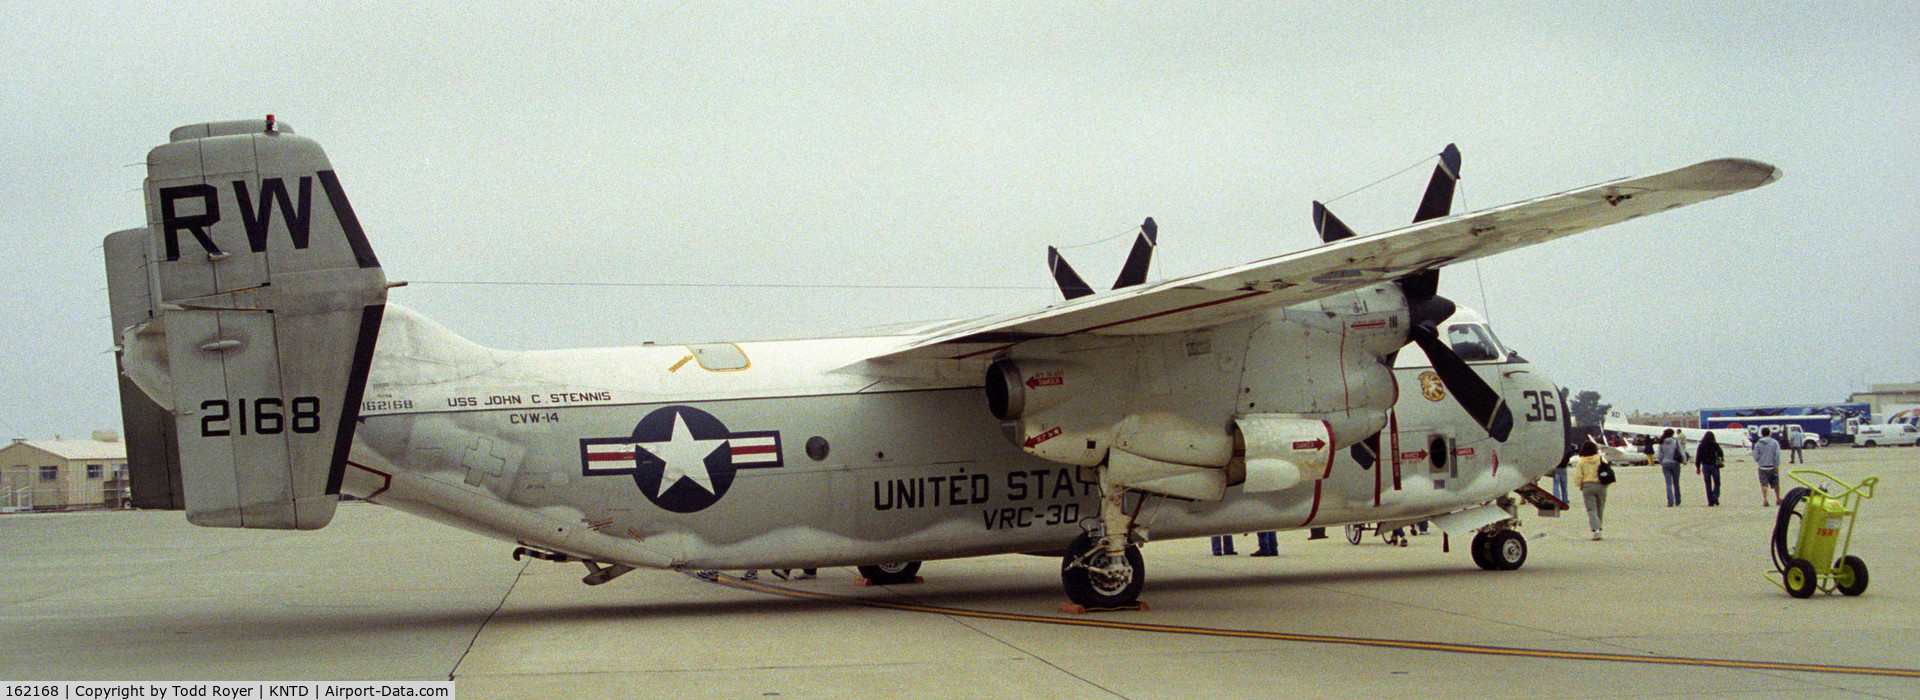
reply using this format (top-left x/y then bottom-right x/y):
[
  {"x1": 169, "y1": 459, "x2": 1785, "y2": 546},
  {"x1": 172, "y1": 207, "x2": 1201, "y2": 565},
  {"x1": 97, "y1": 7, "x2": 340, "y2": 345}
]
[{"x1": 343, "y1": 299, "x2": 1564, "y2": 571}]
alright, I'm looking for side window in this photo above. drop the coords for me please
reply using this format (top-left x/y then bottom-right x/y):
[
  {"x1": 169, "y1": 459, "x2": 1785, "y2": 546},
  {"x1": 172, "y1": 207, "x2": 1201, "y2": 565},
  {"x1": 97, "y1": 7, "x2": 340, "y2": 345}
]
[
  {"x1": 688, "y1": 343, "x2": 750, "y2": 372},
  {"x1": 39, "y1": 465, "x2": 58, "y2": 481}
]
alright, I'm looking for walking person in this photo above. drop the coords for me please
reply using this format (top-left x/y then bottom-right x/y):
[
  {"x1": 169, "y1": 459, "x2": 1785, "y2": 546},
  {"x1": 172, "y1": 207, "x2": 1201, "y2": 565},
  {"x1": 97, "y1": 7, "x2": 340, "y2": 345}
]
[
  {"x1": 1754, "y1": 428, "x2": 1783, "y2": 506},
  {"x1": 1657, "y1": 429, "x2": 1688, "y2": 507},
  {"x1": 1696, "y1": 431, "x2": 1724, "y2": 507},
  {"x1": 1250, "y1": 530, "x2": 1279, "y2": 556},
  {"x1": 1550, "y1": 446, "x2": 1570, "y2": 502},
  {"x1": 1787, "y1": 432, "x2": 1805, "y2": 464},
  {"x1": 1210, "y1": 534, "x2": 1238, "y2": 556},
  {"x1": 1573, "y1": 441, "x2": 1610, "y2": 540}
]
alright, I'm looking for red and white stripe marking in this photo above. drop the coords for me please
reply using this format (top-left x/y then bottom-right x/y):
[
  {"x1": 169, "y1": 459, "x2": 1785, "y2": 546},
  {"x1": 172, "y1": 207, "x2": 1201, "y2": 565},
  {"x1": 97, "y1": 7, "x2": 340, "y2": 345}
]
[{"x1": 729, "y1": 435, "x2": 780, "y2": 465}]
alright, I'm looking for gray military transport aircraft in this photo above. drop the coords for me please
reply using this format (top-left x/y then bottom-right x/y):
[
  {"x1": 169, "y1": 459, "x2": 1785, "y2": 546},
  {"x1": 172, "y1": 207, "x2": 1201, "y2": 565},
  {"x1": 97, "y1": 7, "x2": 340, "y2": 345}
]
[{"x1": 106, "y1": 117, "x2": 1778, "y2": 609}]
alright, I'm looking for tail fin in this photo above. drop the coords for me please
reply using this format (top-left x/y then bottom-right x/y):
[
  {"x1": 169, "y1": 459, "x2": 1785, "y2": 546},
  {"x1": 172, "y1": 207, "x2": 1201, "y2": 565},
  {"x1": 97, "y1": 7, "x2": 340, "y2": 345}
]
[{"x1": 106, "y1": 117, "x2": 387, "y2": 529}]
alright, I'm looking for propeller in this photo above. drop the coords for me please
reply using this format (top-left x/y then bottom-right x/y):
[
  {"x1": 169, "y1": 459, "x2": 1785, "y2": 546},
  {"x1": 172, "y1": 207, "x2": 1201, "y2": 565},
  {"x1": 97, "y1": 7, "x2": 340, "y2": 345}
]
[
  {"x1": 1409, "y1": 325, "x2": 1514, "y2": 441},
  {"x1": 1047, "y1": 218, "x2": 1157, "y2": 300},
  {"x1": 1321, "y1": 144, "x2": 1515, "y2": 445}
]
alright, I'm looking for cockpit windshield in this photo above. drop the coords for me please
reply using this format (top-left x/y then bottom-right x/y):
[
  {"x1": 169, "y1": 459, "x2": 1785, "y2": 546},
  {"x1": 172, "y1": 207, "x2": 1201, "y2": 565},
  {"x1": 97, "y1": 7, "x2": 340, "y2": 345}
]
[{"x1": 1445, "y1": 323, "x2": 1506, "y2": 361}]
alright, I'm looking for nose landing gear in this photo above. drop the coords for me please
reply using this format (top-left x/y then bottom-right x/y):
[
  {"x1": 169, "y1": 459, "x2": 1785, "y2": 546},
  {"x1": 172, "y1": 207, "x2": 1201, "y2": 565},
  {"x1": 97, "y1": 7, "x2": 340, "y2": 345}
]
[{"x1": 1470, "y1": 529, "x2": 1529, "y2": 571}]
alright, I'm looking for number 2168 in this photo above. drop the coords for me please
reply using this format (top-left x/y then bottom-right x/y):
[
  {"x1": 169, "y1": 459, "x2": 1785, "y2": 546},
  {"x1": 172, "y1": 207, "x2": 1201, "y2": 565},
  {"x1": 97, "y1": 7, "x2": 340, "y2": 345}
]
[{"x1": 199, "y1": 397, "x2": 322, "y2": 436}]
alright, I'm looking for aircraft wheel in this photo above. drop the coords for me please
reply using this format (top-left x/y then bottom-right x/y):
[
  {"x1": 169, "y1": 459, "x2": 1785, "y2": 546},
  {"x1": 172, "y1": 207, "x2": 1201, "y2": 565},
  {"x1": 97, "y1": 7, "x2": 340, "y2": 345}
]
[
  {"x1": 857, "y1": 561, "x2": 921, "y2": 585},
  {"x1": 1469, "y1": 532, "x2": 1498, "y2": 570},
  {"x1": 1344, "y1": 524, "x2": 1364, "y2": 545},
  {"x1": 1060, "y1": 533, "x2": 1144, "y2": 609},
  {"x1": 1784, "y1": 558, "x2": 1817, "y2": 598},
  {"x1": 1836, "y1": 555, "x2": 1870, "y2": 596},
  {"x1": 1490, "y1": 530, "x2": 1528, "y2": 571}
]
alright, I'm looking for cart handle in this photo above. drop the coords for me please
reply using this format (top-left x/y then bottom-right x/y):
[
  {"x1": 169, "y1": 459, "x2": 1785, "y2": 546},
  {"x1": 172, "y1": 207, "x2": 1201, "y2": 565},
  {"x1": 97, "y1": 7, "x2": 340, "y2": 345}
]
[{"x1": 1786, "y1": 469, "x2": 1877, "y2": 500}]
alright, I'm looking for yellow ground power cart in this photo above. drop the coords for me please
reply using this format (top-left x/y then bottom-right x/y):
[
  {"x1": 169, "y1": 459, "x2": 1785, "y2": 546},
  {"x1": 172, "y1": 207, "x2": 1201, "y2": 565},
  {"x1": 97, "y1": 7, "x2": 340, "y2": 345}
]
[{"x1": 1768, "y1": 470, "x2": 1877, "y2": 598}]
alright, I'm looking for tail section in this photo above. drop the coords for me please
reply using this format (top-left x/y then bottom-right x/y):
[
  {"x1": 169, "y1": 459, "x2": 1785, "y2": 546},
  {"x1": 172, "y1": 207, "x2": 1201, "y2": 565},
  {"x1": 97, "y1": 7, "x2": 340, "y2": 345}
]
[{"x1": 106, "y1": 117, "x2": 387, "y2": 529}]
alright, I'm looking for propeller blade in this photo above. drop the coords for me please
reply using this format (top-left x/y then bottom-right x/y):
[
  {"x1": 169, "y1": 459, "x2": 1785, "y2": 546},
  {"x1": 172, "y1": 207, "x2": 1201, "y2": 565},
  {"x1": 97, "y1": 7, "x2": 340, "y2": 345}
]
[
  {"x1": 1350, "y1": 431, "x2": 1381, "y2": 470},
  {"x1": 1048, "y1": 246, "x2": 1095, "y2": 300},
  {"x1": 1412, "y1": 143, "x2": 1462, "y2": 223},
  {"x1": 1408, "y1": 324, "x2": 1514, "y2": 442},
  {"x1": 1312, "y1": 201, "x2": 1358, "y2": 243},
  {"x1": 1397, "y1": 145, "x2": 1463, "y2": 302},
  {"x1": 1112, "y1": 217, "x2": 1157, "y2": 290}
]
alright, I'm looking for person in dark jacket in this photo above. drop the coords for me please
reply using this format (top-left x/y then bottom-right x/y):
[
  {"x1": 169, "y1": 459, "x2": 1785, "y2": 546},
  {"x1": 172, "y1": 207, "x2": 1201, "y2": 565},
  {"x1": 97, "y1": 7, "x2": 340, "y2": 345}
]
[{"x1": 1695, "y1": 432, "x2": 1725, "y2": 507}]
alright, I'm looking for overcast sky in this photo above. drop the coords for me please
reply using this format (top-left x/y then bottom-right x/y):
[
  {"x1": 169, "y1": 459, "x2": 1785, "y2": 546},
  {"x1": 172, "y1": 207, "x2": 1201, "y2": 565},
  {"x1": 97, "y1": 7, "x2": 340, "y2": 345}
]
[{"x1": 3, "y1": 3, "x2": 1916, "y2": 440}]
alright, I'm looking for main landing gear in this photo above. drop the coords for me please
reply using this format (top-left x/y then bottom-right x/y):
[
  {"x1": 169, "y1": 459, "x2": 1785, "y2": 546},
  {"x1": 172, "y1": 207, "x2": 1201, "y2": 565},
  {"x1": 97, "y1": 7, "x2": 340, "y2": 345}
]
[
  {"x1": 857, "y1": 561, "x2": 922, "y2": 585},
  {"x1": 1059, "y1": 482, "x2": 1147, "y2": 609}
]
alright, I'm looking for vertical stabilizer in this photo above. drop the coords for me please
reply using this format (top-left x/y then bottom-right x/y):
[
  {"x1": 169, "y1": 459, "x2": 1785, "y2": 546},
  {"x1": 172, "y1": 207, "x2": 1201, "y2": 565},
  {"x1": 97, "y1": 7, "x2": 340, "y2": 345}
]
[{"x1": 107, "y1": 117, "x2": 387, "y2": 529}]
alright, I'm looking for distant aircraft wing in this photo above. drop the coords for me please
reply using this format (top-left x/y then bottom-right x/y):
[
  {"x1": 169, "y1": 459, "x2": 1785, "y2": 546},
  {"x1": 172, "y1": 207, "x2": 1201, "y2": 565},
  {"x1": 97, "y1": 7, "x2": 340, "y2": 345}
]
[{"x1": 868, "y1": 158, "x2": 1779, "y2": 362}]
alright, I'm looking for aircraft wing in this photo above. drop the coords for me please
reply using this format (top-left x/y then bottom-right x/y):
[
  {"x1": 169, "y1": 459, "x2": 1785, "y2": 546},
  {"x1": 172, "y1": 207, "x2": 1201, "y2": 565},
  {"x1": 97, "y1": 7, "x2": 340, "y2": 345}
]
[{"x1": 869, "y1": 158, "x2": 1779, "y2": 362}]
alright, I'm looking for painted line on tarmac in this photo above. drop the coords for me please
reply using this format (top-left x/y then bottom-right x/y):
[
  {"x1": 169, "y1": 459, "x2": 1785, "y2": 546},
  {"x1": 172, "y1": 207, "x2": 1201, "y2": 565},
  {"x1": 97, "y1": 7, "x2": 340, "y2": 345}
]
[{"x1": 696, "y1": 572, "x2": 1920, "y2": 679}]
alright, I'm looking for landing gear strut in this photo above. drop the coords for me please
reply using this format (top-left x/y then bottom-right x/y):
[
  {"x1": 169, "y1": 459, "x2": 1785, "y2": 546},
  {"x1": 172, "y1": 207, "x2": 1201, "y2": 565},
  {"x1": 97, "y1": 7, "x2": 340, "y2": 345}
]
[{"x1": 1059, "y1": 481, "x2": 1146, "y2": 609}]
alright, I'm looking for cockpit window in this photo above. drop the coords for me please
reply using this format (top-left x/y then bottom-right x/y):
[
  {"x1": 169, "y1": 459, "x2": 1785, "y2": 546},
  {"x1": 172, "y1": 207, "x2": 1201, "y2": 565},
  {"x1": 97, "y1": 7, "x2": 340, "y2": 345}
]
[{"x1": 1445, "y1": 323, "x2": 1504, "y2": 361}]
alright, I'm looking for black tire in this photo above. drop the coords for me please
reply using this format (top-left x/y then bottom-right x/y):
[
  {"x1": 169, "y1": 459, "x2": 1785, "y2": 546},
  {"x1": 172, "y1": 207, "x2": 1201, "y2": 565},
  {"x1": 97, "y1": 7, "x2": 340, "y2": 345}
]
[
  {"x1": 1470, "y1": 532, "x2": 1498, "y2": 570},
  {"x1": 1836, "y1": 555, "x2": 1870, "y2": 596},
  {"x1": 1060, "y1": 533, "x2": 1145, "y2": 609},
  {"x1": 1784, "y1": 558, "x2": 1817, "y2": 598},
  {"x1": 1490, "y1": 530, "x2": 1528, "y2": 571},
  {"x1": 1344, "y1": 524, "x2": 1364, "y2": 545},
  {"x1": 1862, "y1": 440, "x2": 1877, "y2": 447},
  {"x1": 1771, "y1": 487, "x2": 1811, "y2": 572},
  {"x1": 857, "y1": 561, "x2": 921, "y2": 585}
]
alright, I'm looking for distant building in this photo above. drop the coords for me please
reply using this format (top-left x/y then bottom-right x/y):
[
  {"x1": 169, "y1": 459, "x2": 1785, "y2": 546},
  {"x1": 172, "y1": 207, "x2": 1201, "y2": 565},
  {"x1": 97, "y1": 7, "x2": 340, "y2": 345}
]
[
  {"x1": 1, "y1": 433, "x2": 130, "y2": 511},
  {"x1": 1626, "y1": 411, "x2": 1698, "y2": 429},
  {"x1": 1848, "y1": 382, "x2": 1920, "y2": 426}
]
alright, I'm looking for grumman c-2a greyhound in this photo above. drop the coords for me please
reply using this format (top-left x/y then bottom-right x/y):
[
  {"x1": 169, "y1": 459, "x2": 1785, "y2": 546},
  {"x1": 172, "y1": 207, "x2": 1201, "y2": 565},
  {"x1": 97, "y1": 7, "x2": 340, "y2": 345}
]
[{"x1": 107, "y1": 118, "x2": 1779, "y2": 609}]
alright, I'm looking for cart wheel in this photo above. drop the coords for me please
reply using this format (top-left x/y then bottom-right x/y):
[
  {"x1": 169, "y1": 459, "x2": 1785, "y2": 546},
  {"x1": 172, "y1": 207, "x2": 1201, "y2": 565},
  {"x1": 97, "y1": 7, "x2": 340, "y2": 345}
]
[
  {"x1": 1835, "y1": 555, "x2": 1870, "y2": 596},
  {"x1": 1771, "y1": 487, "x2": 1811, "y2": 572},
  {"x1": 1784, "y1": 558, "x2": 1817, "y2": 598},
  {"x1": 1490, "y1": 530, "x2": 1528, "y2": 571},
  {"x1": 1344, "y1": 524, "x2": 1364, "y2": 545},
  {"x1": 1470, "y1": 532, "x2": 1498, "y2": 570}
]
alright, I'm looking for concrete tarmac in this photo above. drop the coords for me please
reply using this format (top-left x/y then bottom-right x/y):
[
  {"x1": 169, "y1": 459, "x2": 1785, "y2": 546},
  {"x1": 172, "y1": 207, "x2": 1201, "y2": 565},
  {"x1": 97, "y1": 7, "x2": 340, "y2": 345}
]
[{"x1": 4, "y1": 448, "x2": 1917, "y2": 698}]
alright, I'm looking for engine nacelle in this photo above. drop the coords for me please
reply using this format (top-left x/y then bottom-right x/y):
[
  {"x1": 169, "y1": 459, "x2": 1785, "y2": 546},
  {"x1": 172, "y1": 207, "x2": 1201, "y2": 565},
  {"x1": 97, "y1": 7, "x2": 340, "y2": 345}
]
[
  {"x1": 1234, "y1": 414, "x2": 1334, "y2": 493},
  {"x1": 986, "y1": 357, "x2": 1117, "y2": 466},
  {"x1": 985, "y1": 358, "x2": 1081, "y2": 422}
]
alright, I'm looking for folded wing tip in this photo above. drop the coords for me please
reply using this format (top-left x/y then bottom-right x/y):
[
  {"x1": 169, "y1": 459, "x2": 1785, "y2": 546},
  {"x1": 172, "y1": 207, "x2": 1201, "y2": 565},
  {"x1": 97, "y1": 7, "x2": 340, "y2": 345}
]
[{"x1": 1693, "y1": 157, "x2": 1784, "y2": 191}]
